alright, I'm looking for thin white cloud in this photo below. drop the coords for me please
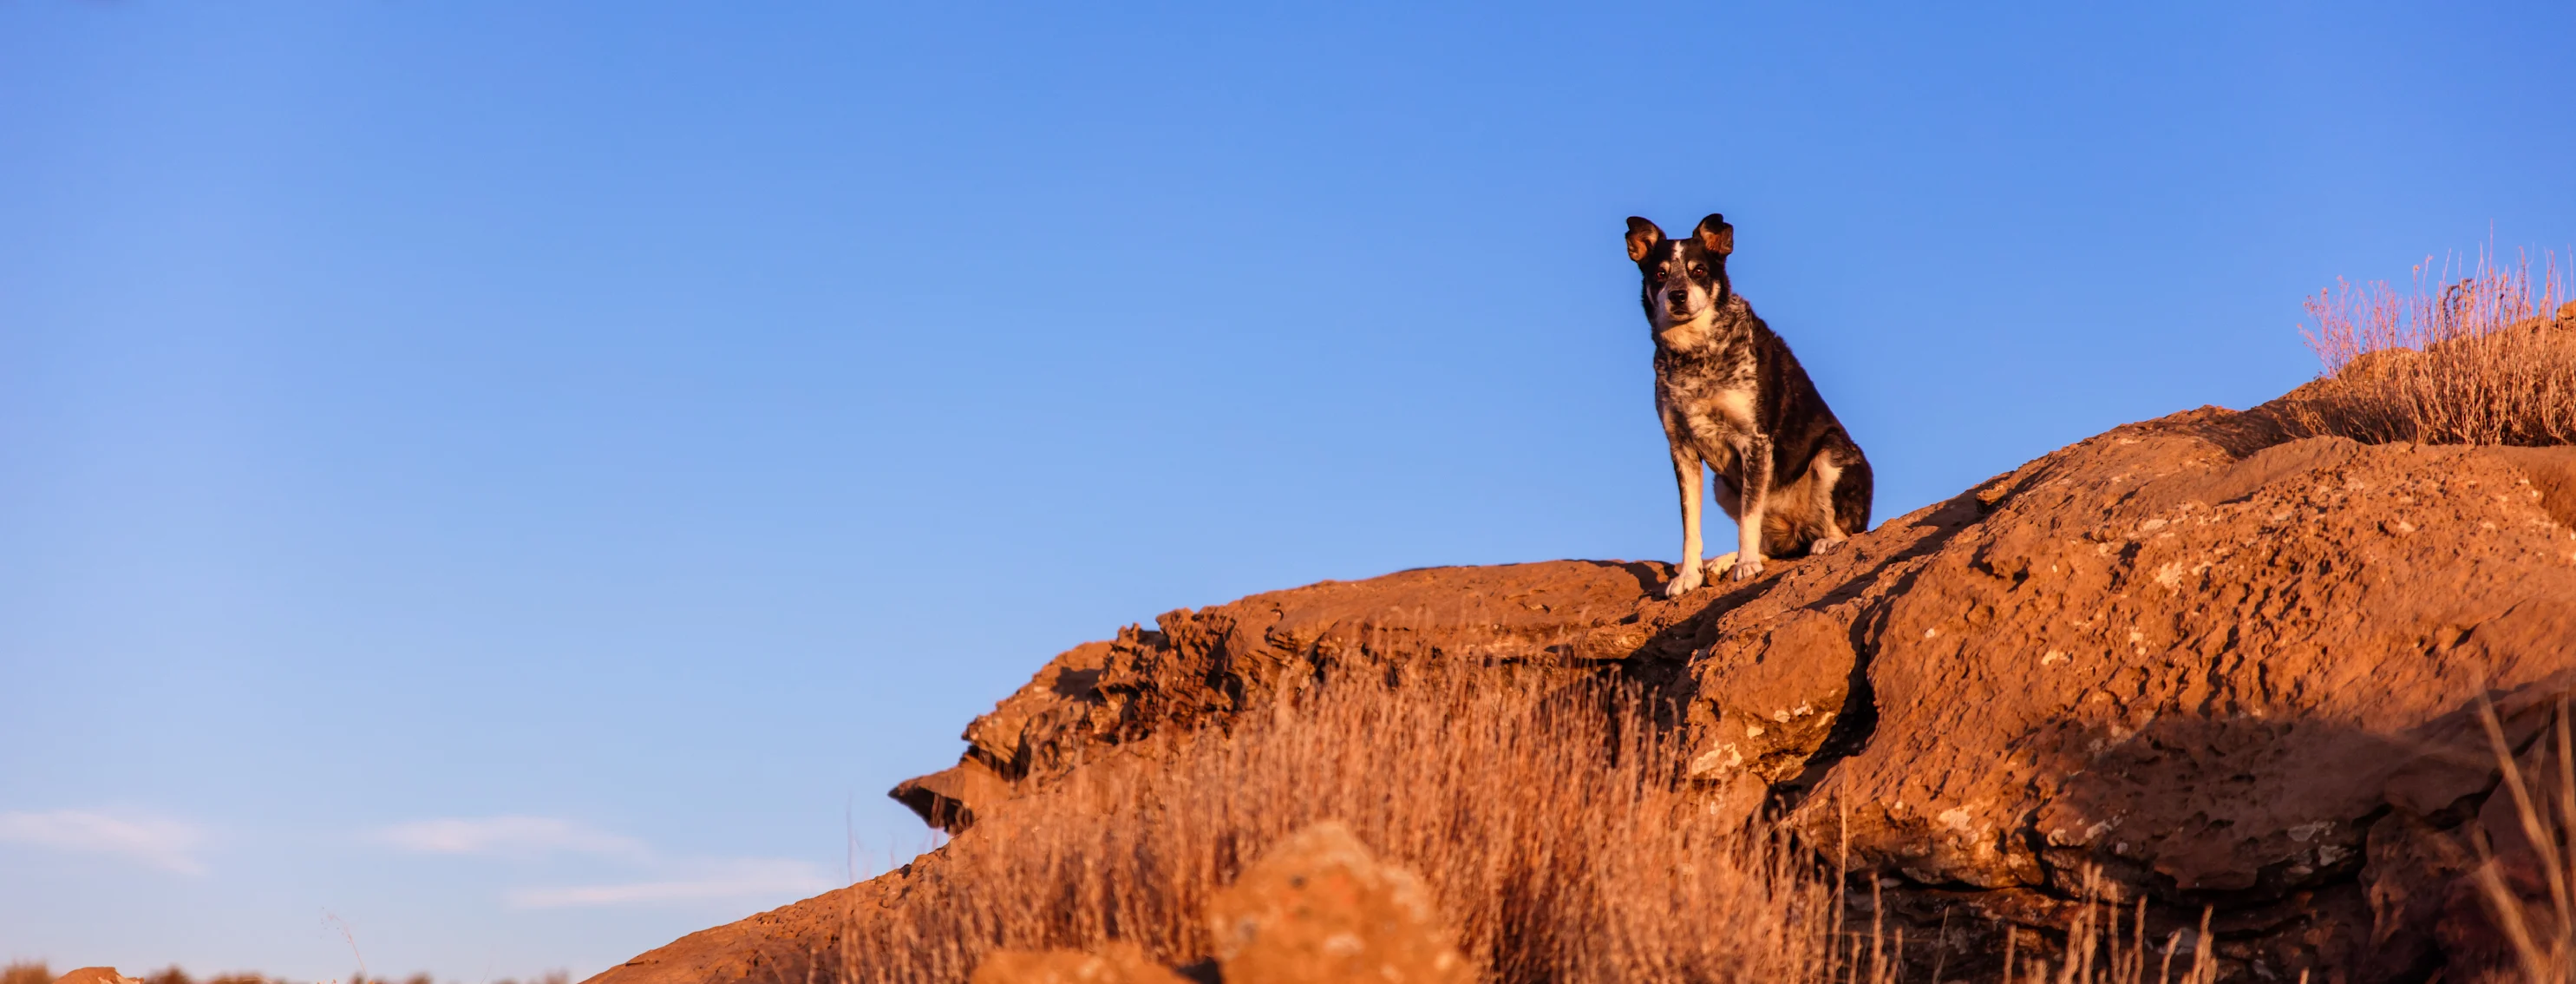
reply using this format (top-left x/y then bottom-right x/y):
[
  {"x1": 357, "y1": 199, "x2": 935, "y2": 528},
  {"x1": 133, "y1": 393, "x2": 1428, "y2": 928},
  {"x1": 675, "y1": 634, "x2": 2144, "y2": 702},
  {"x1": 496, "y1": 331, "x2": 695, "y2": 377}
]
[
  {"x1": 0, "y1": 809, "x2": 206, "y2": 875},
  {"x1": 373, "y1": 816, "x2": 650, "y2": 859},
  {"x1": 504, "y1": 857, "x2": 836, "y2": 909}
]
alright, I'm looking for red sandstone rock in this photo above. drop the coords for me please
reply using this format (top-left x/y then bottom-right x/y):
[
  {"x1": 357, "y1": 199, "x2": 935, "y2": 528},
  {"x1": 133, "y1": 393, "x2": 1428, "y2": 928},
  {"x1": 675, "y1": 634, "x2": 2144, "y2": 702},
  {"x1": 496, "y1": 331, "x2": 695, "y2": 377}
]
[
  {"x1": 585, "y1": 396, "x2": 2576, "y2": 984},
  {"x1": 966, "y1": 945, "x2": 1187, "y2": 984},
  {"x1": 580, "y1": 876, "x2": 893, "y2": 984},
  {"x1": 1205, "y1": 822, "x2": 1469, "y2": 984},
  {"x1": 897, "y1": 561, "x2": 1677, "y2": 833}
]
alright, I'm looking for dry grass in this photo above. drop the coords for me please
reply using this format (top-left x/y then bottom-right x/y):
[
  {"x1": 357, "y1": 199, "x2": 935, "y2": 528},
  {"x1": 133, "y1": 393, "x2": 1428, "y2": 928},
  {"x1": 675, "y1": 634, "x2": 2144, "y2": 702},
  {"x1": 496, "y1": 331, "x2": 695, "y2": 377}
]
[
  {"x1": 845, "y1": 665, "x2": 1840, "y2": 984},
  {"x1": 843, "y1": 664, "x2": 2229, "y2": 984},
  {"x1": 0, "y1": 667, "x2": 2236, "y2": 983},
  {"x1": 0, "y1": 967, "x2": 276, "y2": 984},
  {"x1": 1993, "y1": 885, "x2": 2216, "y2": 984},
  {"x1": 0, "y1": 965, "x2": 556, "y2": 984},
  {"x1": 2475, "y1": 698, "x2": 2576, "y2": 983},
  {"x1": 2283, "y1": 253, "x2": 2576, "y2": 446},
  {"x1": 143, "y1": 969, "x2": 284, "y2": 984}
]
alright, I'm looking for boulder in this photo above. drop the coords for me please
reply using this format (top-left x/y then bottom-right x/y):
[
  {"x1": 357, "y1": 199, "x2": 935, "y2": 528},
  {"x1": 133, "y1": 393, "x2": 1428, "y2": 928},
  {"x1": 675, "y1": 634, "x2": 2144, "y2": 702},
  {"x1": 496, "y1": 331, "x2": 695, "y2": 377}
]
[
  {"x1": 1205, "y1": 822, "x2": 1468, "y2": 984},
  {"x1": 967, "y1": 945, "x2": 1187, "y2": 984}
]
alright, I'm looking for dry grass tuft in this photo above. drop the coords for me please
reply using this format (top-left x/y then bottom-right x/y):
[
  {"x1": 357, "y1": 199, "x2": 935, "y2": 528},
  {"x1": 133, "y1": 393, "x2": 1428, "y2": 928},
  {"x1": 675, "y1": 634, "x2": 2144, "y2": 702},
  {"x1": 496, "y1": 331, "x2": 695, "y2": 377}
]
[
  {"x1": 845, "y1": 666, "x2": 1839, "y2": 984},
  {"x1": 1993, "y1": 882, "x2": 2217, "y2": 984},
  {"x1": 144, "y1": 969, "x2": 285, "y2": 984},
  {"x1": 845, "y1": 666, "x2": 2226, "y2": 984},
  {"x1": 0, "y1": 966, "x2": 543, "y2": 984},
  {"x1": 2475, "y1": 698, "x2": 2576, "y2": 983},
  {"x1": 2282, "y1": 253, "x2": 2576, "y2": 446}
]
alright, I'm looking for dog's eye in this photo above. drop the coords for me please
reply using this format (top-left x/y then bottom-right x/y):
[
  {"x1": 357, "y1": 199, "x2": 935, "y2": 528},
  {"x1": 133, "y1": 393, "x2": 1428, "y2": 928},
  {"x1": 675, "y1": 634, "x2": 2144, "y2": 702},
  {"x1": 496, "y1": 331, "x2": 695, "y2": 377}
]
[
  {"x1": 1690, "y1": 266, "x2": 1708, "y2": 279},
  {"x1": 1649, "y1": 270, "x2": 1668, "y2": 284}
]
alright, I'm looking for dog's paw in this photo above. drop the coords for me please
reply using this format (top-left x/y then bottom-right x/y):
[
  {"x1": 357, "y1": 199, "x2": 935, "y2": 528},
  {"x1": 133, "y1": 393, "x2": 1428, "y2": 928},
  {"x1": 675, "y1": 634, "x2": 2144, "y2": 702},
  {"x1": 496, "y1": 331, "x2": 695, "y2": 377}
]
[
  {"x1": 1704, "y1": 552, "x2": 1738, "y2": 581},
  {"x1": 1810, "y1": 536, "x2": 1847, "y2": 556},
  {"x1": 1727, "y1": 554, "x2": 1765, "y2": 581},
  {"x1": 1664, "y1": 560, "x2": 1705, "y2": 597}
]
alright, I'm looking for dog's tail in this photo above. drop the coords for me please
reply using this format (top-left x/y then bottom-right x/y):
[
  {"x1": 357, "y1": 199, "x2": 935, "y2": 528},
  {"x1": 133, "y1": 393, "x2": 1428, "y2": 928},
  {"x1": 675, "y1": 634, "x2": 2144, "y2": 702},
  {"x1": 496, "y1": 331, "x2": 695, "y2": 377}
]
[{"x1": 1836, "y1": 454, "x2": 1875, "y2": 536}]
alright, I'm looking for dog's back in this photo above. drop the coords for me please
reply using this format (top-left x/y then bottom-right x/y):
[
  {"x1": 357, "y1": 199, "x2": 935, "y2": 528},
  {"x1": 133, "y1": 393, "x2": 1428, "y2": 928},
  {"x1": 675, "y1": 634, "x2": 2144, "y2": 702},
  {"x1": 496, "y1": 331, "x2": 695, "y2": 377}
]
[{"x1": 1742, "y1": 318, "x2": 1871, "y2": 544}]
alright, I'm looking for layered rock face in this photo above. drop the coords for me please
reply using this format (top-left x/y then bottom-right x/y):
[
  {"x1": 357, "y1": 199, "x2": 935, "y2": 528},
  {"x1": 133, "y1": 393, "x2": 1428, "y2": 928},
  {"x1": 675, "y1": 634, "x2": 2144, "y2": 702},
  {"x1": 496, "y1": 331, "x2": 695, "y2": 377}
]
[
  {"x1": 588, "y1": 401, "x2": 2576, "y2": 984},
  {"x1": 1708, "y1": 416, "x2": 2576, "y2": 980},
  {"x1": 891, "y1": 557, "x2": 1684, "y2": 832}
]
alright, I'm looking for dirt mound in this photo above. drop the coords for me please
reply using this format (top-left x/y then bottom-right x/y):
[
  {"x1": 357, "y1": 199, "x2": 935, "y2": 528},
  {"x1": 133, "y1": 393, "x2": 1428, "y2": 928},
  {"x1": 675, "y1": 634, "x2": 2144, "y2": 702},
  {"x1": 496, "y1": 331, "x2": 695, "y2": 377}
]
[{"x1": 585, "y1": 398, "x2": 2576, "y2": 984}]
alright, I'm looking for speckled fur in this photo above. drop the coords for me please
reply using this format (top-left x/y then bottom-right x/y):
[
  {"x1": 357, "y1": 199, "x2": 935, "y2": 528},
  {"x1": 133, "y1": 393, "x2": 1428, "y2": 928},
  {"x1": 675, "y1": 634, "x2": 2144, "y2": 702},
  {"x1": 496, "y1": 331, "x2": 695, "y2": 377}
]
[{"x1": 1628, "y1": 214, "x2": 1873, "y2": 595}]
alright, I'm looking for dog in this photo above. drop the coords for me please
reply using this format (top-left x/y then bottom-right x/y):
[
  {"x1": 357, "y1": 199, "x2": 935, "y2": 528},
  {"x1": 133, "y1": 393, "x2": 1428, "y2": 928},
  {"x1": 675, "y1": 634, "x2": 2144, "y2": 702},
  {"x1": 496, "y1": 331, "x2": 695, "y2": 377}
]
[{"x1": 1626, "y1": 213, "x2": 1873, "y2": 596}]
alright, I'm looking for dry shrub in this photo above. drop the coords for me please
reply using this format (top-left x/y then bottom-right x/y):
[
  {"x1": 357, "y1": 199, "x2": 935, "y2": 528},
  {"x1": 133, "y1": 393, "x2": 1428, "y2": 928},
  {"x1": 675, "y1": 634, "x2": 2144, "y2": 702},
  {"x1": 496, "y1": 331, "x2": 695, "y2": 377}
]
[
  {"x1": 2475, "y1": 699, "x2": 2576, "y2": 983},
  {"x1": 2284, "y1": 253, "x2": 2576, "y2": 446},
  {"x1": 0, "y1": 967, "x2": 482, "y2": 984},
  {"x1": 1993, "y1": 882, "x2": 2217, "y2": 984},
  {"x1": 144, "y1": 969, "x2": 283, "y2": 984},
  {"x1": 844, "y1": 665, "x2": 1840, "y2": 984},
  {"x1": 846, "y1": 665, "x2": 2241, "y2": 983}
]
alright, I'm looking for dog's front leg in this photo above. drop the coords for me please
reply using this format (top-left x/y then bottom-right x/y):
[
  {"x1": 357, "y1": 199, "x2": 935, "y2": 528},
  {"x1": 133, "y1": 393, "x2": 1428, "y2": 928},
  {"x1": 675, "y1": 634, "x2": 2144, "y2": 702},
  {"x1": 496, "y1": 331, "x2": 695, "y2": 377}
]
[
  {"x1": 1730, "y1": 435, "x2": 1773, "y2": 581},
  {"x1": 1808, "y1": 459, "x2": 1849, "y2": 554},
  {"x1": 1665, "y1": 447, "x2": 1706, "y2": 597}
]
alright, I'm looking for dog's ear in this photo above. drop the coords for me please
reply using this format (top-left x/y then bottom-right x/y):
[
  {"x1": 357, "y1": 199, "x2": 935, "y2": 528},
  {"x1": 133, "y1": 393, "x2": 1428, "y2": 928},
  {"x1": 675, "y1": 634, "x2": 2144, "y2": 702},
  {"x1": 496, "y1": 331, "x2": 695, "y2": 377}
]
[
  {"x1": 1694, "y1": 213, "x2": 1733, "y2": 256},
  {"x1": 1625, "y1": 217, "x2": 1664, "y2": 262}
]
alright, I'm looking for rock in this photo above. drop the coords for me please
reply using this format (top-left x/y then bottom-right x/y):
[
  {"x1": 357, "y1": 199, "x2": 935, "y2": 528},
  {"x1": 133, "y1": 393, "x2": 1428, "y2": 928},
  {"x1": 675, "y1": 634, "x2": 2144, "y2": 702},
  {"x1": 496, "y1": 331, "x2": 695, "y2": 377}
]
[
  {"x1": 596, "y1": 391, "x2": 2576, "y2": 984},
  {"x1": 579, "y1": 874, "x2": 900, "y2": 984},
  {"x1": 1205, "y1": 822, "x2": 1468, "y2": 984},
  {"x1": 2357, "y1": 810, "x2": 2475, "y2": 983},
  {"x1": 889, "y1": 758, "x2": 1016, "y2": 833},
  {"x1": 889, "y1": 560, "x2": 1690, "y2": 832},
  {"x1": 968, "y1": 945, "x2": 1188, "y2": 984},
  {"x1": 53, "y1": 970, "x2": 140, "y2": 984},
  {"x1": 1785, "y1": 424, "x2": 2576, "y2": 974}
]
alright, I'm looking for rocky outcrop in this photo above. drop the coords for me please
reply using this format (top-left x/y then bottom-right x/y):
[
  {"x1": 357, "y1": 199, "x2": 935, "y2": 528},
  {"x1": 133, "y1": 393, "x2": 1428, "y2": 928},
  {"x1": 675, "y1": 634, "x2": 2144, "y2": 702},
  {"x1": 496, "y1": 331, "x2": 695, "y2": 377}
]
[
  {"x1": 886, "y1": 560, "x2": 1684, "y2": 834},
  {"x1": 586, "y1": 396, "x2": 2576, "y2": 984},
  {"x1": 1710, "y1": 419, "x2": 2576, "y2": 981}
]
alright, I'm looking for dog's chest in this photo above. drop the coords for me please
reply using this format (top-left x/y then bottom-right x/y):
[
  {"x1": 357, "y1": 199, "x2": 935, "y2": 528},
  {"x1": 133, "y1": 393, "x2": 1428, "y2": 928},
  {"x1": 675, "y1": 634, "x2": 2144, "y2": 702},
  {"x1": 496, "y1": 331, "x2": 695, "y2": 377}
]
[
  {"x1": 1656, "y1": 341, "x2": 1761, "y2": 456},
  {"x1": 1658, "y1": 327, "x2": 1762, "y2": 414}
]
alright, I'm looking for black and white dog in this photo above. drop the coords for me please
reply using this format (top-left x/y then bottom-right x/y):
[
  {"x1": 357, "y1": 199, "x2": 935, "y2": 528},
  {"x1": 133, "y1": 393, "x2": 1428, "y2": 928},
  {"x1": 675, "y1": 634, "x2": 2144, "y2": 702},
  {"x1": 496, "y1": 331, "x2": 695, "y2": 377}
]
[{"x1": 1627, "y1": 213, "x2": 1873, "y2": 596}]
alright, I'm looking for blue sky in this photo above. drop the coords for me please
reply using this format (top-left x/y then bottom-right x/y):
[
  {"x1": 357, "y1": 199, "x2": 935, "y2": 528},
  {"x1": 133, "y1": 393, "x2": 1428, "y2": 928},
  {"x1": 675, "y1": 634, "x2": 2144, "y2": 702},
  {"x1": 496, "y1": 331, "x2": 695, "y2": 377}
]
[{"x1": 3, "y1": 2, "x2": 2570, "y2": 979}]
